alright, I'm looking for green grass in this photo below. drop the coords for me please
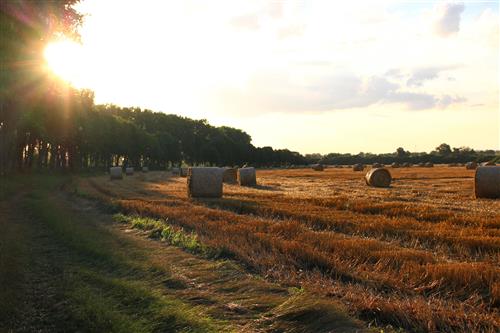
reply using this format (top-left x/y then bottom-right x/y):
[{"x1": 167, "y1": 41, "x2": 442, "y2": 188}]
[
  {"x1": 113, "y1": 213, "x2": 207, "y2": 254},
  {"x1": 0, "y1": 175, "x2": 230, "y2": 333}
]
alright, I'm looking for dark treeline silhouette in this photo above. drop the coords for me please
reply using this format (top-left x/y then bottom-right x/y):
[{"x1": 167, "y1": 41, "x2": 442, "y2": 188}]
[
  {"x1": 1, "y1": 94, "x2": 308, "y2": 173},
  {"x1": 306, "y1": 144, "x2": 498, "y2": 166}
]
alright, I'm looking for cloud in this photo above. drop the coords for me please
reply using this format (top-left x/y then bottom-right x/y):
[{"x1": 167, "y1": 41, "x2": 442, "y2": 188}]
[
  {"x1": 433, "y1": 2, "x2": 465, "y2": 37},
  {"x1": 214, "y1": 71, "x2": 466, "y2": 114},
  {"x1": 437, "y1": 95, "x2": 466, "y2": 108},
  {"x1": 406, "y1": 65, "x2": 460, "y2": 87}
]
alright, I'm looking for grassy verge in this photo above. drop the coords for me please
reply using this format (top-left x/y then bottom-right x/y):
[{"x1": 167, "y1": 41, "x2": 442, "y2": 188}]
[{"x1": 1, "y1": 175, "x2": 229, "y2": 333}]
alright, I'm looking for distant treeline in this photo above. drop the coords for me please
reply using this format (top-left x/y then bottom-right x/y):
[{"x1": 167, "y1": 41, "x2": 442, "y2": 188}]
[{"x1": 306, "y1": 144, "x2": 499, "y2": 166}]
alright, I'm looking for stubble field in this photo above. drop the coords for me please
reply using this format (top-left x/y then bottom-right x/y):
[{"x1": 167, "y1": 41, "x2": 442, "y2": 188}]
[{"x1": 79, "y1": 166, "x2": 500, "y2": 332}]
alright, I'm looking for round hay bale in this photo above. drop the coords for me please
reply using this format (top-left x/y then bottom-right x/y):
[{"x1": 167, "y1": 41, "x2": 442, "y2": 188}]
[
  {"x1": 187, "y1": 167, "x2": 223, "y2": 198},
  {"x1": 180, "y1": 167, "x2": 188, "y2": 177},
  {"x1": 402, "y1": 162, "x2": 411, "y2": 168},
  {"x1": 481, "y1": 161, "x2": 496, "y2": 166},
  {"x1": 391, "y1": 162, "x2": 400, "y2": 168},
  {"x1": 365, "y1": 168, "x2": 392, "y2": 188},
  {"x1": 465, "y1": 161, "x2": 477, "y2": 170},
  {"x1": 125, "y1": 167, "x2": 134, "y2": 175},
  {"x1": 425, "y1": 162, "x2": 434, "y2": 168},
  {"x1": 223, "y1": 167, "x2": 237, "y2": 183},
  {"x1": 417, "y1": 162, "x2": 425, "y2": 167},
  {"x1": 110, "y1": 166, "x2": 123, "y2": 180},
  {"x1": 311, "y1": 164, "x2": 324, "y2": 171},
  {"x1": 238, "y1": 167, "x2": 257, "y2": 186},
  {"x1": 352, "y1": 163, "x2": 364, "y2": 171},
  {"x1": 474, "y1": 166, "x2": 500, "y2": 199},
  {"x1": 142, "y1": 166, "x2": 149, "y2": 173},
  {"x1": 372, "y1": 162, "x2": 382, "y2": 168}
]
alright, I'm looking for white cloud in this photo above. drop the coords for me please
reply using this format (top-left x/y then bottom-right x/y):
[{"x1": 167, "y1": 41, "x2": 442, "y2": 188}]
[
  {"x1": 213, "y1": 70, "x2": 466, "y2": 114},
  {"x1": 406, "y1": 65, "x2": 461, "y2": 87},
  {"x1": 433, "y1": 2, "x2": 465, "y2": 37}
]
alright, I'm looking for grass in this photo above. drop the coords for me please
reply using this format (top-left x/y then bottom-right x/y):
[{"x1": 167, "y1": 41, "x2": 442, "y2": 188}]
[
  {"x1": 112, "y1": 213, "x2": 207, "y2": 254},
  {"x1": 78, "y1": 167, "x2": 500, "y2": 332},
  {"x1": 0, "y1": 175, "x2": 228, "y2": 332}
]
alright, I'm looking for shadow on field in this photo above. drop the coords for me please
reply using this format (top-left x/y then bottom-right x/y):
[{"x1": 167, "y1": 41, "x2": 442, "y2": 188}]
[{"x1": 192, "y1": 197, "x2": 262, "y2": 215}]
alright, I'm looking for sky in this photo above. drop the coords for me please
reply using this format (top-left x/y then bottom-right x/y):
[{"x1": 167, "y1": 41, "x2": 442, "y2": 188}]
[{"x1": 45, "y1": 0, "x2": 500, "y2": 154}]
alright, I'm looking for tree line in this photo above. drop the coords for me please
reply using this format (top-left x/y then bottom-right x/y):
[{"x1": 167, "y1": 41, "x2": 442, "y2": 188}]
[{"x1": 307, "y1": 144, "x2": 498, "y2": 166}]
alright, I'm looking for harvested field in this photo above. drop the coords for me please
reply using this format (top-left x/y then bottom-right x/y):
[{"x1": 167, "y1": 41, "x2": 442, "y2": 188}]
[{"x1": 79, "y1": 166, "x2": 500, "y2": 332}]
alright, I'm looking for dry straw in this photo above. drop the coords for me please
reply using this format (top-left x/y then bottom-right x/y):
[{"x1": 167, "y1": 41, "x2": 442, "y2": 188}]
[
  {"x1": 311, "y1": 164, "x2": 324, "y2": 171},
  {"x1": 365, "y1": 168, "x2": 392, "y2": 188},
  {"x1": 125, "y1": 167, "x2": 134, "y2": 175},
  {"x1": 352, "y1": 163, "x2": 364, "y2": 171},
  {"x1": 474, "y1": 166, "x2": 500, "y2": 199},
  {"x1": 465, "y1": 162, "x2": 477, "y2": 170},
  {"x1": 223, "y1": 167, "x2": 237, "y2": 183},
  {"x1": 187, "y1": 167, "x2": 223, "y2": 198},
  {"x1": 109, "y1": 166, "x2": 123, "y2": 180},
  {"x1": 238, "y1": 167, "x2": 257, "y2": 186}
]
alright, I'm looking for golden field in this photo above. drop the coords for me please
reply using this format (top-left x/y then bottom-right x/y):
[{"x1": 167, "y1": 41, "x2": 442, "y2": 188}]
[{"x1": 79, "y1": 166, "x2": 500, "y2": 332}]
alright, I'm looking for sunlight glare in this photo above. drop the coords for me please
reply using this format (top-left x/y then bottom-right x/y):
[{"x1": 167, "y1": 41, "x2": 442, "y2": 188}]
[{"x1": 44, "y1": 40, "x2": 87, "y2": 87}]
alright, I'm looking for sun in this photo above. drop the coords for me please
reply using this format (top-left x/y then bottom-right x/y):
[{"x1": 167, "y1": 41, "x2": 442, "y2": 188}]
[{"x1": 44, "y1": 39, "x2": 87, "y2": 87}]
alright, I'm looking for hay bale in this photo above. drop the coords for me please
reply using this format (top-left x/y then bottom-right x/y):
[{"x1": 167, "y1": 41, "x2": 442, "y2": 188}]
[
  {"x1": 465, "y1": 161, "x2": 477, "y2": 170},
  {"x1": 372, "y1": 162, "x2": 382, "y2": 168},
  {"x1": 474, "y1": 166, "x2": 500, "y2": 199},
  {"x1": 238, "y1": 167, "x2": 257, "y2": 186},
  {"x1": 311, "y1": 164, "x2": 324, "y2": 171},
  {"x1": 425, "y1": 162, "x2": 434, "y2": 168},
  {"x1": 142, "y1": 166, "x2": 149, "y2": 173},
  {"x1": 125, "y1": 167, "x2": 134, "y2": 175},
  {"x1": 352, "y1": 163, "x2": 364, "y2": 171},
  {"x1": 171, "y1": 167, "x2": 180, "y2": 176},
  {"x1": 402, "y1": 162, "x2": 411, "y2": 168},
  {"x1": 365, "y1": 168, "x2": 392, "y2": 188},
  {"x1": 110, "y1": 166, "x2": 123, "y2": 180},
  {"x1": 223, "y1": 167, "x2": 237, "y2": 183},
  {"x1": 180, "y1": 167, "x2": 188, "y2": 177},
  {"x1": 391, "y1": 162, "x2": 400, "y2": 168},
  {"x1": 417, "y1": 162, "x2": 425, "y2": 167},
  {"x1": 481, "y1": 161, "x2": 496, "y2": 166},
  {"x1": 187, "y1": 167, "x2": 223, "y2": 198}
]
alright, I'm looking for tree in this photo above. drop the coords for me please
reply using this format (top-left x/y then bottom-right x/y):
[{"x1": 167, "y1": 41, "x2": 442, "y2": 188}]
[
  {"x1": 396, "y1": 147, "x2": 408, "y2": 159},
  {"x1": 435, "y1": 143, "x2": 452, "y2": 155}
]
